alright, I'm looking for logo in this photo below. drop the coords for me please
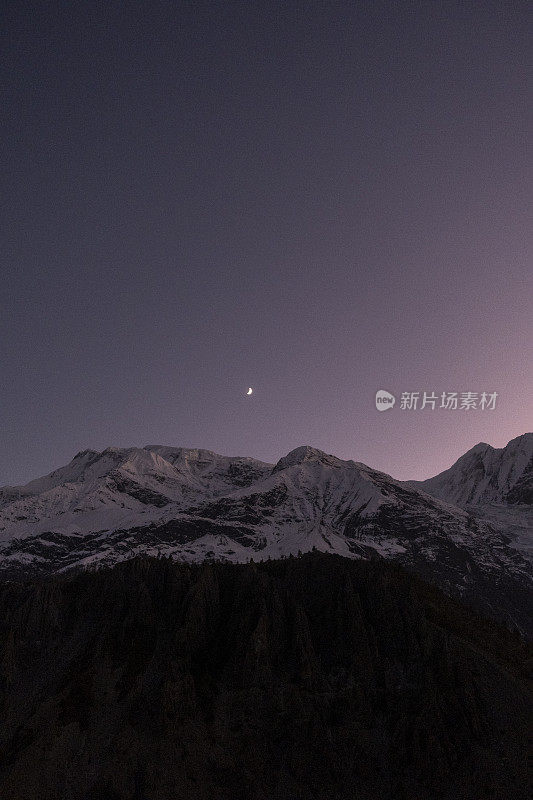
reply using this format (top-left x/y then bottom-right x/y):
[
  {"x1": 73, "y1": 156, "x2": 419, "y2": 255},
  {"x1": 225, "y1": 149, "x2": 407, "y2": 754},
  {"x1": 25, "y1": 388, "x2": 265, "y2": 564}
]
[{"x1": 375, "y1": 390, "x2": 396, "y2": 411}]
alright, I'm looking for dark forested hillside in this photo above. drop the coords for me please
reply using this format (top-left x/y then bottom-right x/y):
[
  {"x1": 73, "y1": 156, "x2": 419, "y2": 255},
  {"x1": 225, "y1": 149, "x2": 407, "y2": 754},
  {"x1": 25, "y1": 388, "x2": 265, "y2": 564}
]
[{"x1": 0, "y1": 553, "x2": 530, "y2": 800}]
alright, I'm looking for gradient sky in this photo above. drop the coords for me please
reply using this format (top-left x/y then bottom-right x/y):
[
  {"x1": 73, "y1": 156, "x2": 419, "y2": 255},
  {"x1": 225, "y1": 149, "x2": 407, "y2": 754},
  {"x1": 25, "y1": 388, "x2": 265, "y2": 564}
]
[{"x1": 2, "y1": 0, "x2": 532, "y2": 486}]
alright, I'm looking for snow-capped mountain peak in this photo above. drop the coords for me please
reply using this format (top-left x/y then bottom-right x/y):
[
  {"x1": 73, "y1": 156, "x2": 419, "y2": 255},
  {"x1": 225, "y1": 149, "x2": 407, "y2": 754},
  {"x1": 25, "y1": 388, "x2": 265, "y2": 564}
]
[
  {"x1": 409, "y1": 432, "x2": 533, "y2": 506},
  {"x1": 0, "y1": 446, "x2": 273, "y2": 542},
  {"x1": 272, "y1": 445, "x2": 344, "y2": 474}
]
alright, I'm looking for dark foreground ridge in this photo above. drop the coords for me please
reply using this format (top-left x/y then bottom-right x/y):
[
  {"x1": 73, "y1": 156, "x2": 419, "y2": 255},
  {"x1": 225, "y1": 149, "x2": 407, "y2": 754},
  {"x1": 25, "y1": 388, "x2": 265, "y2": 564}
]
[{"x1": 0, "y1": 553, "x2": 530, "y2": 799}]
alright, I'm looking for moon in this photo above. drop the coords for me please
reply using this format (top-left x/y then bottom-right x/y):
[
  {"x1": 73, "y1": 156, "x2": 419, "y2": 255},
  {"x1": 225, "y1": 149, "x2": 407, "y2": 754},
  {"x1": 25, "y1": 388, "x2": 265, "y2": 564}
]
[{"x1": 247, "y1": 387, "x2": 253, "y2": 395}]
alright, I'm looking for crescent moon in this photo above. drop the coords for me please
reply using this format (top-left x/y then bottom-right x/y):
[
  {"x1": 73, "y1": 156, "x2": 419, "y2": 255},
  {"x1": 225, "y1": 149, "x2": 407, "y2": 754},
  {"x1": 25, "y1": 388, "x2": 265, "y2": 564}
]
[{"x1": 247, "y1": 387, "x2": 253, "y2": 395}]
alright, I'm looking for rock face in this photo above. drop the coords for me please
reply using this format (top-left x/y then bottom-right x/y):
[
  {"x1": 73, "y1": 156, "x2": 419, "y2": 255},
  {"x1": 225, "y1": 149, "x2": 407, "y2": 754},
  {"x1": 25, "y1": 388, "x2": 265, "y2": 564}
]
[
  {"x1": 0, "y1": 440, "x2": 531, "y2": 635},
  {"x1": 0, "y1": 554, "x2": 530, "y2": 800}
]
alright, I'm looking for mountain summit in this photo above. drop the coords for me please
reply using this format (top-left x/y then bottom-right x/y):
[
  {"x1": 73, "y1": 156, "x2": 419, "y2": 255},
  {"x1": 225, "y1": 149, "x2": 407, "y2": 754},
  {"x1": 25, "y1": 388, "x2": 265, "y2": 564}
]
[{"x1": 271, "y1": 445, "x2": 344, "y2": 473}]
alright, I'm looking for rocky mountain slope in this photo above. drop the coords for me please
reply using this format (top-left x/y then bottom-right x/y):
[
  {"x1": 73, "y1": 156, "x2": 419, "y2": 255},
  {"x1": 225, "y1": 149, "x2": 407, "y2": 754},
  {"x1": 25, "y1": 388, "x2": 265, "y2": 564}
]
[
  {"x1": 0, "y1": 441, "x2": 531, "y2": 635},
  {"x1": 0, "y1": 554, "x2": 530, "y2": 800}
]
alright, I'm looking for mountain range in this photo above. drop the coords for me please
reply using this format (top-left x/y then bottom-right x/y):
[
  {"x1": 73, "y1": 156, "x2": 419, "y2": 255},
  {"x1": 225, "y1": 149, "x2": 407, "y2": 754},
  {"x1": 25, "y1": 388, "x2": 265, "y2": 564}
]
[{"x1": 0, "y1": 434, "x2": 531, "y2": 635}]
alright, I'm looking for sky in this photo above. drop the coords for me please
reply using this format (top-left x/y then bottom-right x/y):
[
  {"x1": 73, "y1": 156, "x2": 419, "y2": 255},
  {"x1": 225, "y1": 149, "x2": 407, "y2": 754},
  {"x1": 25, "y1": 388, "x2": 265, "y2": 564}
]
[{"x1": 2, "y1": 0, "x2": 532, "y2": 485}]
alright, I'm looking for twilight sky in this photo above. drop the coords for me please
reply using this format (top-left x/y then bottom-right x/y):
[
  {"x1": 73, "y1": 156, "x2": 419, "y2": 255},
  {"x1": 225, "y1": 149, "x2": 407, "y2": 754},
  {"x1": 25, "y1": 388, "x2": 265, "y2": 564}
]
[{"x1": 2, "y1": 0, "x2": 532, "y2": 486}]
